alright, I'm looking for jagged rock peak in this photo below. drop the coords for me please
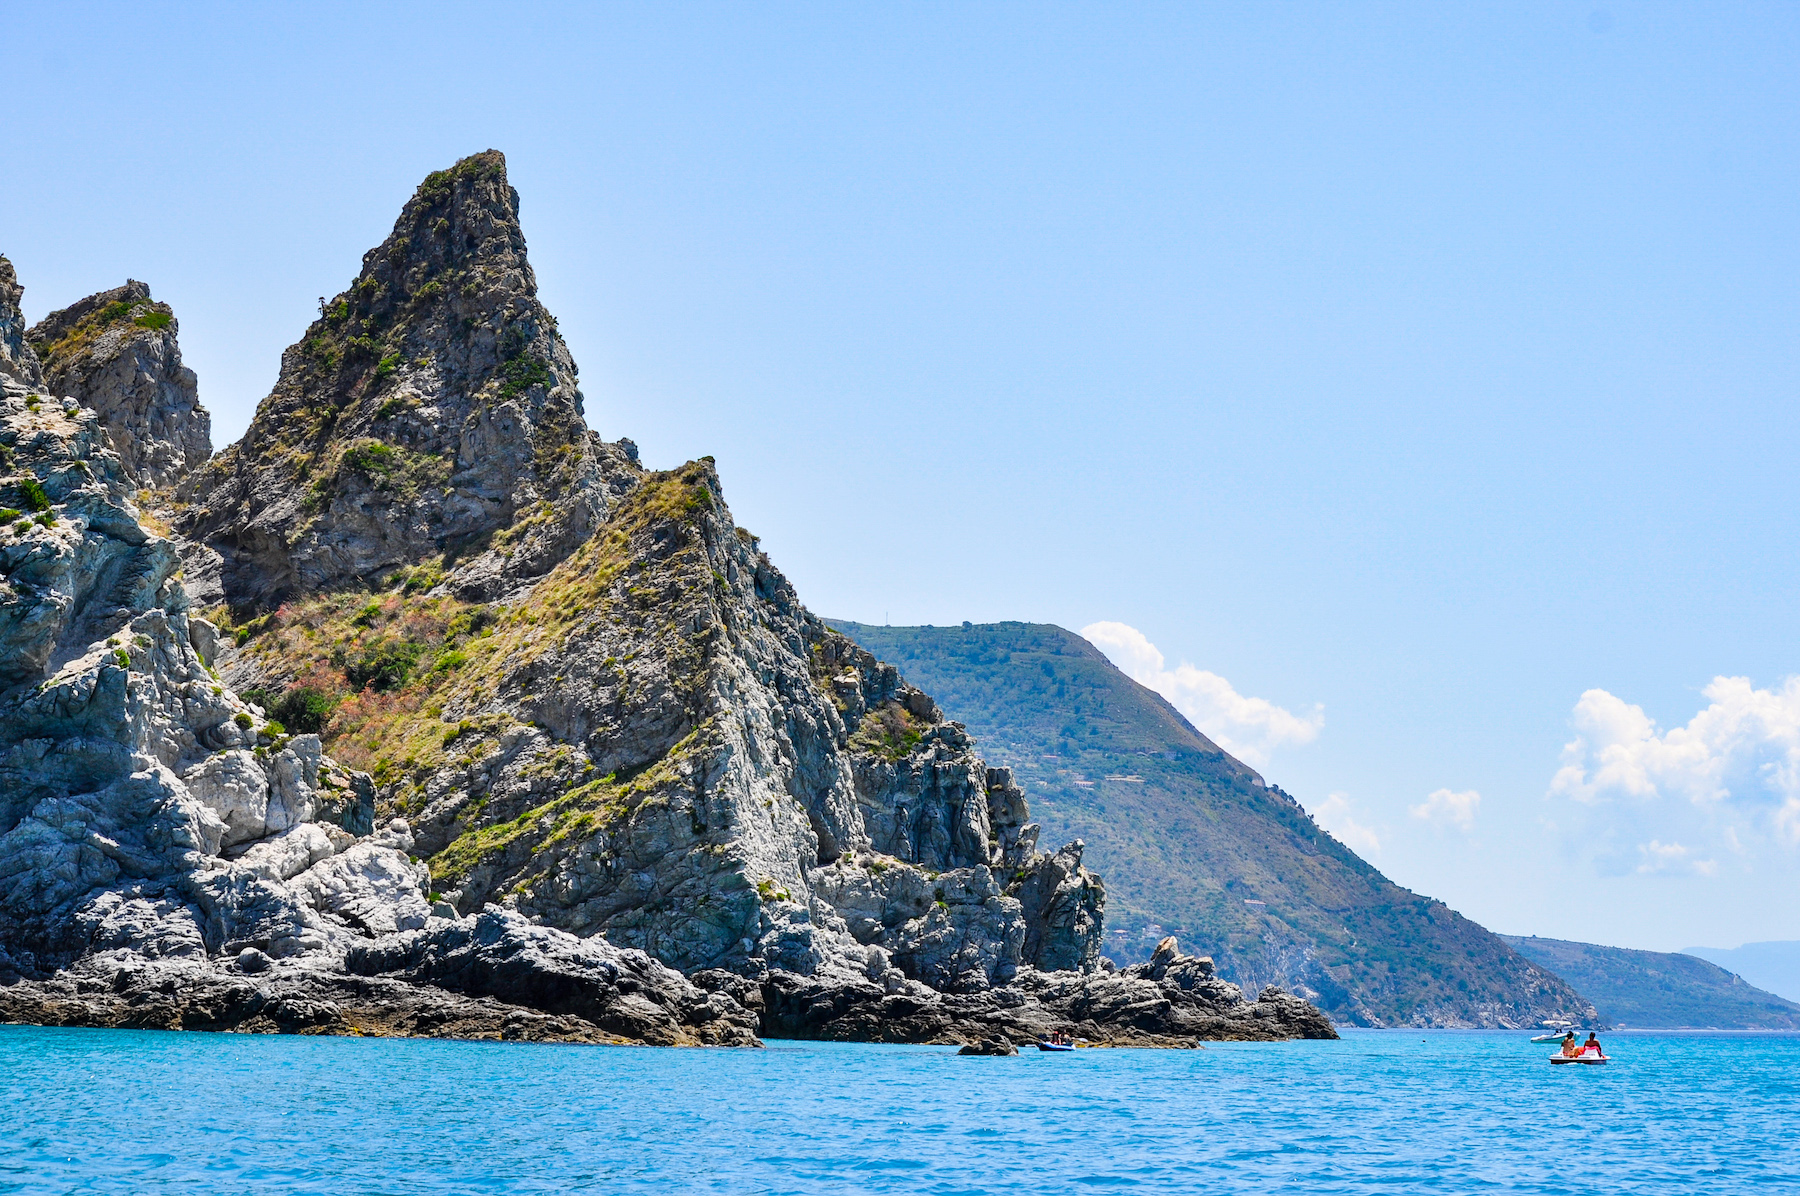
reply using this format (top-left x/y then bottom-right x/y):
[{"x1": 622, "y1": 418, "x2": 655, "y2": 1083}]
[
  {"x1": 180, "y1": 149, "x2": 619, "y2": 607},
  {"x1": 0, "y1": 256, "x2": 44, "y2": 388},
  {"x1": 27, "y1": 280, "x2": 211, "y2": 490}
]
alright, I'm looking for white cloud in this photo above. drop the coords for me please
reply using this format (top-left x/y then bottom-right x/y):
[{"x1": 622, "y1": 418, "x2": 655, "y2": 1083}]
[
  {"x1": 1551, "y1": 677, "x2": 1800, "y2": 845},
  {"x1": 1411, "y1": 787, "x2": 1480, "y2": 831},
  {"x1": 1546, "y1": 676, "x2": 1800, "y2": 877},
  {"x1": 1312, "y1": 791, "x2": 1381, "y2": 855},
  {"x1": 1080, "y1": 621, "x2": 1322, "y2": 767},
  {"x1": 1637, "y1": 840, "x2": 1718, "y2": 878}
]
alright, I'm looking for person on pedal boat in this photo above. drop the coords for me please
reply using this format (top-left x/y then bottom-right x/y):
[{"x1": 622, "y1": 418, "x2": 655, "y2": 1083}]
[
  {"x1": 1559, "y1": 1032, "x2": 1580, "y2": 1057},
  {"x1": 1581, "y1": 1033, "x2": 1603, "y2": 1056}
]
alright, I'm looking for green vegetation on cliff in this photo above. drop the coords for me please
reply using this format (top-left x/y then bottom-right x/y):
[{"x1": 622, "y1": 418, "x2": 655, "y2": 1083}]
[
  {"x1": 1503, "y1": 936, "x2": 1800, "y2": 1029},
  {"x1": 28, "y1": 293, "x2": 174, "y2": 372},
  {"x1": 218, "y1": 464, "x2": 716, "y2": 777},
  {"x1": 827, "y1": 619, "x2": 1592, "y2": 1029},
  {"x1": 212, "y1": 461, "x2": 726, "y2": 907}
]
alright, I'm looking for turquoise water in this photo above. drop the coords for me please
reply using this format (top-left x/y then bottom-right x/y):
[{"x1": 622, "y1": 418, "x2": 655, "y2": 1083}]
[{"x1": 3, "y1": 1027, "x2": 1795, "y2": 1194}]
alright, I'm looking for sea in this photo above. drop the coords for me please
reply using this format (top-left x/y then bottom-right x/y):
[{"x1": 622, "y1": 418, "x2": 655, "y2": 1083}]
[{"x1": 2, "y1": 1026, "x2": 1795, "y2": 1194}]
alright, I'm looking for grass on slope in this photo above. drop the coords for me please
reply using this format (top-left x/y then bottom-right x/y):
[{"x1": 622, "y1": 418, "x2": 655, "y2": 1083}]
[
  {"x1": 212, "y1": 464, "x2": 721, "y2": 823},
  {"x1": 828, "y1": 620, "x2": 1590, "y2": 1028},
  {"x1": 1503, "y1": 936, "x2": 1800, "y2": 1030},
  {"x1": 30, "y1": 294, "x2": 175, "y2": 372}
]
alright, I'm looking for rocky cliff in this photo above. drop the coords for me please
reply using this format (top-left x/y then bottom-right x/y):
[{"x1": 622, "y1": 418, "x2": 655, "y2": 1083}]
[
  {"x1": 0, "y1": 258, "x2": 43, "y2": 387},
  {"x1": 28, "y1": 281, "x2": 211, "y2": 489},
  {"x1": 0, "y1": 153, "x2": 1334, "y2": 1046},
  {"x1": 0, "y1": 277, "x2": 756, "y2": 1045}
]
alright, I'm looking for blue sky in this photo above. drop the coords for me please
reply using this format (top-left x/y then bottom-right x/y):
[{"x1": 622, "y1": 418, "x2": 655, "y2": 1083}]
[{"x1": 6, "y1": 3, "x2": 1797, "y2": 952}]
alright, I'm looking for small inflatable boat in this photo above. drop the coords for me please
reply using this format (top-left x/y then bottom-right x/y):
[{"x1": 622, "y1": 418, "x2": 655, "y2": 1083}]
[
  {"x1": 1549, "y1": 1053, "x2": 1609, "y2": 1065},
  {"x1": 1036, "y1": 1041, "x2": 1076, "y2": 1052},
  {"x1": 1530, "y1": 1032, "x2": 1572, "y2": 1043}
]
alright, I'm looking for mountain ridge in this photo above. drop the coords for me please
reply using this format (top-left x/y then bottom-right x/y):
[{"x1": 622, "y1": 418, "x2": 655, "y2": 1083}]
[
  {"x1": 1683, "y1": 941, "x2": 1800, "y2": 1004},
  {"x1": 1505, "y1": 936, "x2": 1800, "y2": 1029},
  {"x1": 827, "y1": 618, "x2": 1597, "y2": 1029}
]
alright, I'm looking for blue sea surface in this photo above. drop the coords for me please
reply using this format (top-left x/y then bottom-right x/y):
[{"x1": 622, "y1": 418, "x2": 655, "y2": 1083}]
[{"x1": 2, "y1": 1026, "x2": 1795, "y2": 1194}]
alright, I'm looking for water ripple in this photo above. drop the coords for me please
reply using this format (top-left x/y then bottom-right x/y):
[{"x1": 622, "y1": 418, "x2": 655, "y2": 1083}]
[{"x1": 1, "y1": 1028, "x2": 1795, "y2": 1194}]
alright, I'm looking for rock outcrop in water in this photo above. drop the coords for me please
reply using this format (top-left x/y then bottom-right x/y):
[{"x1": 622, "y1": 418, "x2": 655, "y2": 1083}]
[
  {"x1": 28, "y1": 281, "x2": 211, "y2": 489},
  {"x1": 739, "y1": 935, "x2": 1332, "y2": 1045},
  {"x1": 0, "y1": 155, "x2": 1336, "y2": 1047}
]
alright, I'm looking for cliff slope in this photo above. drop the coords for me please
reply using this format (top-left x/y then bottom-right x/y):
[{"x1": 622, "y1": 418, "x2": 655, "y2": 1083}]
[
  {"x1": 828, "y1": 619, "x2": 1597, "y2": 1029},
  {"x1": 0, "y1": 258, "x2": 43, "y2": 387}
]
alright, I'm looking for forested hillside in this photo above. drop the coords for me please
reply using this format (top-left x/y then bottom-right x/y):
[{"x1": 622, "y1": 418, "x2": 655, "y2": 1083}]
[
  {"x1": 1505, "y1": 937, "x2": 1800, "y2": 1029},
  {"x1": 828, "y1": 620, "x2": 1595, "y2": 1028}
]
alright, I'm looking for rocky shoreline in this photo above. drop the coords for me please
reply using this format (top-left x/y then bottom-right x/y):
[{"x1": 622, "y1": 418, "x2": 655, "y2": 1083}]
[{"x1": 0, "y1": 924, "x2": 1332, "y2": 1048}]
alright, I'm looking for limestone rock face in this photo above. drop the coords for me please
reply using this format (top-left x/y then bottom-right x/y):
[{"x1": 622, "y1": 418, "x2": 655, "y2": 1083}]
[
  {"x1": 0, "y1": 362, "x2": 757, "y2": 1046},
  {"x1": 27, "y1": 281, "x2": 211, "y2": 489},
  {"x1": 180, "y1": 150, "x2": 612, "y2": 606},
  {"x1": 1013, "y1": 839, "x2": 1105, "y2": 973},
  {"x1": 0, "y1": 382, "x2": 168, "y2": 689},
  {"x1": 258, "y1": 454, "x2": 1118, "y2": 1004},
  {"x1": 0, "y1": 371, "x2": 370, "y2": 969},
  {"x1": 0, "y1": 256, "x2": 43, "y2": 387},
  {"x1": 200, "y1": 441, "x2": 1302, "y2": 1043}
]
